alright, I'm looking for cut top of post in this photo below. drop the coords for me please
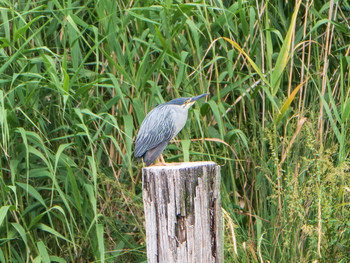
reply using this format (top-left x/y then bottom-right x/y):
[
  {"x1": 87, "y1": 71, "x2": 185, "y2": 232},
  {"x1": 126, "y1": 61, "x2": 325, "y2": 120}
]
[{"x1": 142, "y1": 161, "x2": 217, "y2": 171}]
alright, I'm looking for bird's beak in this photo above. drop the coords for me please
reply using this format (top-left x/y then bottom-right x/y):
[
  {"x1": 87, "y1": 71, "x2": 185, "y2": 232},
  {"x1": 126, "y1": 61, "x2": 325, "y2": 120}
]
[{"x1": 190, "y1": 93, "x2": 210, "y2": 103}]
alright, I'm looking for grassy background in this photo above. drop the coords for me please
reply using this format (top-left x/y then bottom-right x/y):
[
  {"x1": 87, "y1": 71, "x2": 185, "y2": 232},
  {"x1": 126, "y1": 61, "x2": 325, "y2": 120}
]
[{"x1": 0, "y1": 0, "x2": 349, "y2": 262}]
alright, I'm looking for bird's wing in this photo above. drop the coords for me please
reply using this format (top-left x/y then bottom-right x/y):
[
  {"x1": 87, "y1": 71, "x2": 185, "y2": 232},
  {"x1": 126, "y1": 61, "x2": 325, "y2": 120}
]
[{"x1": 134, "y1": 105, "x2": 176, "y2": 158}]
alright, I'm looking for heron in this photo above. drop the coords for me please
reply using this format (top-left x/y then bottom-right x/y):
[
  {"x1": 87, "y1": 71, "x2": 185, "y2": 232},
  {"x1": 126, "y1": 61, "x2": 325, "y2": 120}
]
[{"x1": 134, "y1": 93, "x2": 209, "y2": 166}]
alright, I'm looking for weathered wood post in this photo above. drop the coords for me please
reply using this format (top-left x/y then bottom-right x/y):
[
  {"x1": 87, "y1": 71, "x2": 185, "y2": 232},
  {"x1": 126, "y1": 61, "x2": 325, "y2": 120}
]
[{"x1": 142, "y1": 161, "x2": 223, "y2": 263}]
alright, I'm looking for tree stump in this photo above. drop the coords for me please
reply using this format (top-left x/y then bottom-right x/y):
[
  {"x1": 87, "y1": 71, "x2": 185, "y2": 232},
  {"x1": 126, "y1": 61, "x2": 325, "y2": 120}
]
[{"x1": 142, "y1": 161, "x2": 223, "y2": 263}]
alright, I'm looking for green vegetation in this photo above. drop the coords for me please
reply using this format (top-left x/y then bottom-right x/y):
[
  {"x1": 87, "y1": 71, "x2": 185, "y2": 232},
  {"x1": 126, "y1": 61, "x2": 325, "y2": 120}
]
[{"x1": 0, "y1": 0, "x2": 349, "y2": 262}]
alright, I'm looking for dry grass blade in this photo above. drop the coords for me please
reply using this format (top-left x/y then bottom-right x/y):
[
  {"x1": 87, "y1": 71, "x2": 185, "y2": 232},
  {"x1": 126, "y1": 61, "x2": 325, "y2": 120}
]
[{"x1": 280, "y1": 117, "x2": 308, "y2": 164}]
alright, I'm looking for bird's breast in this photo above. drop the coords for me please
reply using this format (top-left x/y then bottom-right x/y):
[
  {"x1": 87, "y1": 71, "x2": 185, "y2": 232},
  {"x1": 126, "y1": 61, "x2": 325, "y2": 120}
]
[{"x1": 169, "y1": 106, "x2": 188, "y2": 137}]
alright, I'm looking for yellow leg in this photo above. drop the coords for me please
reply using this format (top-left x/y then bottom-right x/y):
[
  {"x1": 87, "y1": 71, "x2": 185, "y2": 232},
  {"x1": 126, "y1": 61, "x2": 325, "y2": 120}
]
[
  {"x1": 159, "y1": 154, "x2": 166, "y2": 165},
  {"x1": 153, "y1": 154, "x2": 166, "y2": 166}
]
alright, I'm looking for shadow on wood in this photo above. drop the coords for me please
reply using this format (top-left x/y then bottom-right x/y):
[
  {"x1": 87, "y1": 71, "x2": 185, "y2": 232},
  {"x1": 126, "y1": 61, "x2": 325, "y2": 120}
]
[{"x1": 142, "y1": 161, "x2": 223, "y2": 263}]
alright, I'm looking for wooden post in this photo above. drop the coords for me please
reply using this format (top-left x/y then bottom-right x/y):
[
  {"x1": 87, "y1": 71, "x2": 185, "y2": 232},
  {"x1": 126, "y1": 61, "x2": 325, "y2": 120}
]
[{"x1": 142, "y1": 161, "x2": 223, "y2": 263}]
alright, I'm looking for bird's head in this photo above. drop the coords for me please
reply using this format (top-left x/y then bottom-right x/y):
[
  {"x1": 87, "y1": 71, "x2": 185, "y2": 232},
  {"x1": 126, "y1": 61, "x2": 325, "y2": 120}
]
[{"x1": 167, "y1": 93, "x2": 209, "y2": 109}]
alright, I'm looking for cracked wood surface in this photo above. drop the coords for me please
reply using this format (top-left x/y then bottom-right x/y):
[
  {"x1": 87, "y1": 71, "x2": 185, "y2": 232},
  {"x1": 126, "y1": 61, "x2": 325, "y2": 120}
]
[{"x1": 142, "y1": 162, "x2": 223, "y2": 263}]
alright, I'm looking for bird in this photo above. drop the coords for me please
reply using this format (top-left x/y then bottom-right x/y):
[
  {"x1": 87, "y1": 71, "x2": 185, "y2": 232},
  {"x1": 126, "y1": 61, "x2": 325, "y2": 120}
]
[{"x1": 134, "y1": 93, "x2": 209, "y2": 166}]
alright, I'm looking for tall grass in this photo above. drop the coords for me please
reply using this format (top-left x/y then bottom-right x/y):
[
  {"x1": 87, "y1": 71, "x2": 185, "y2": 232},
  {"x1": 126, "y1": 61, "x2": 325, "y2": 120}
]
[{"x1": 0, "y1": 0, "x2": 349, "y2": 262}]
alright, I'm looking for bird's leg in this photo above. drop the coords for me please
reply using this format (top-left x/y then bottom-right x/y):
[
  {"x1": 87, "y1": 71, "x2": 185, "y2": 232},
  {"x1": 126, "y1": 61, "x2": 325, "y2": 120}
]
[
  {"x1": 154, "y1": 154, "x2": 166, "y2": 166},
  {"x1": 159, "y1": 154, "x2": 166, "y2": 165}
]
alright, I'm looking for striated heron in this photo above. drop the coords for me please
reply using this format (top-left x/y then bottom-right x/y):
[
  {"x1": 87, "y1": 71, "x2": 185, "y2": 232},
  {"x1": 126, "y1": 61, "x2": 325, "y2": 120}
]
[{"x1": 134, "y1": 93, "x2": 209, "y2": 166}]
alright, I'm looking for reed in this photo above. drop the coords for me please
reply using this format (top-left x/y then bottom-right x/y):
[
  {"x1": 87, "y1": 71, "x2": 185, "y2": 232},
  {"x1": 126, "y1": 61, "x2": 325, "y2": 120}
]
[{"x1": 0, "y1": 0, "x2": 349, "y2": 262}]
